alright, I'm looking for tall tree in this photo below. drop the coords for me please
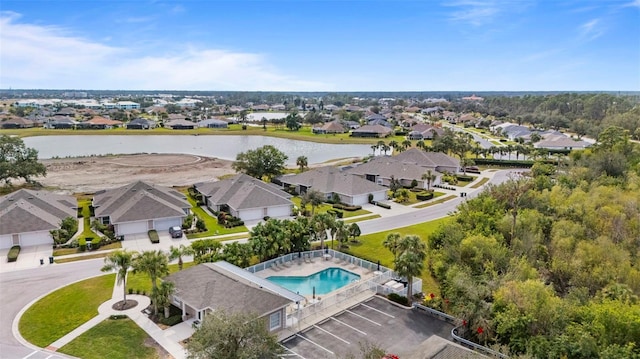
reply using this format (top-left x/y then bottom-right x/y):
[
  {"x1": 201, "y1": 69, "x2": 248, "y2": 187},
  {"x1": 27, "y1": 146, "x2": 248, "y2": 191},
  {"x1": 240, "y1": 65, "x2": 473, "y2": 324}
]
[
  {"x1": 0, "y1": 135, "x2": 47, "y2": 185},
  {"x1": 383, "y1": 233, "x2": 402, "y2": 263},
  {"x1": 348, "y1": 222, "x2": 362, "y2": 243},
  {"x1": 152, "y1": 281, "x2": 175, "y2": 319},
  {"x1": 394, "y1": 251, "x2": 424, "y2": 306},
  {"x1": 101, "y1": 250, "x2": 134, "y2": 307},
  {"x1": 169, "y1": 244, "x2": 194, "y2": 271},
  {"x1": 303, "y1": 189, "x2": 325, "y2": 216},
  {"x1": 133, "y1": 250, "x2": 169, "y2": 314},
  {"x1": 186, "y1": 311, "x2": 282, "y2": 359},
  {"x1": 296, "y1": 156, "x2": 308, "y2": 172},
  {"x1": 232, "y1": 145, "x2": 288, "y2": 181},
  {"x1": 422, "y1": 170, "x2": 436, "y2": 191}
]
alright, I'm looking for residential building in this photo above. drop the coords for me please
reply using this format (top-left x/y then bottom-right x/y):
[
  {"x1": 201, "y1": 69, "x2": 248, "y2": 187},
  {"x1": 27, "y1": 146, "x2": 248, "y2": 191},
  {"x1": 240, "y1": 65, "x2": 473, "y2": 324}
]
[
  {"x1": 0, "y1": 189, "x2": 77, "y2": 249},
  {"x1": 164, "y1": 261, "x2": 303, "y2": 331},
  {"x1": 165, "y1": 119, "x2": 196, "y2": 130},
  {"x1": 194, "y1": 174, "x2": 293, "y2": 221},
  {"x1": 351, "y1": 124, "x2": 393, "y2": 138},
  {"x1": 126, "y1": 118, "x2": 156, "y2": 130},
  {"x1": 93, "y1": 181, "x2": 190, "y2": 236},
  {"x1": 312, "y1": 120, "x2": 346, "y2": 134},
  {"x1": 345, "y1": 157, "x2": 434, "y2": 188},
  {"x1": 198, "y1": 118, "x2": 228, "y2": 128},
  {"x1": 278, "y1": 167, "x2": 387, "y2": 205},
  {"x1": 115, "y1": 101, "x2": 140, "y2": 110}
]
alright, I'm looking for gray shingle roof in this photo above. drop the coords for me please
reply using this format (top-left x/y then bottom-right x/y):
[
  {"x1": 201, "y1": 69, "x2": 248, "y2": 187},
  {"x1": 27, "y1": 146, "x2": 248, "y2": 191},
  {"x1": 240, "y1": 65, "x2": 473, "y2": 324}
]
[
  {"x1": 393, "y1": 149, "x2": 459, "y2": 169},
  {"x1": 279, "y1": 167, "x2": 387, "y2": 196},
  {"x1": 352, "y1": 124, "x2": 393, "y2": 135},
  {"x1": 195, "y1": 174, "x2": 292, "y2": 211},
  {"x1": 164, "y1": 262, "x2": 293, "y2": 316},
  {"x1": 345, "y1": 157, "x2": 427, "y2": 181},
  {"x1": 0, "y1": 189, "x2": 77, "y2": 235},
  {"x1": 93, "y1": 181, "x2": 189, "y2": 223}
]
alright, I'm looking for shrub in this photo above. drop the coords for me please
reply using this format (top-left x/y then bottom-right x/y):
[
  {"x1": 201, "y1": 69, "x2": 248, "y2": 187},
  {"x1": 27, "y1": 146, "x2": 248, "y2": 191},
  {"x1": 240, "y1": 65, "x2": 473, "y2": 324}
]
[
  {"x1": 7, "y1": 245, "x2": 20, "y2": 262},
  {"x1": 159, "y1": 315, "x2": 183, "y2": 326},
  {"x1": 387, "y1": 293, "x2": 409, "y2": 306},
  {"x1": 333, "y1": 203, "x2": 362, "y2": 211},
  {"x1": 91, "y1": 237, "x2": 102, "y2": 250},
  {"x1": 78, "y1": 238, "x2": 87, "y2": 251},
  {"x1": 473, "y1": 158, "x2": 535, "y2": 168},
  {"x1": 456, "y1": 175, "x2": 474, "y2": 182},
  {"x1": 110, "y1": 314, "x2": 127, "y2": 320},
  {"x1": 182, "y1": 214, "x2": 194, "y2": 229},
  {"x1": 195, "y1": 217, "x2": 207, "y2": 231},
  {"x1": 416, "y1": 192, "x2": 434, "y2": 201},
  {"x1": 375, "y1": 202, "x2": 391, "y2": 209},
  {"x1": 327, "y1": 209, "x2": 343, "y2": 218},
  {"x1": 128, "y1": 288, "x2": 134, "y2": 295},
  {"x1": 410, "y1": 179, "x2": 418, "y2": 188},
  {"x1": 148, "y1": 230, "x2": 160, "y2": 244},
  {"x1": 368, "y1": 193, "x2": 374, "y2": 204}
]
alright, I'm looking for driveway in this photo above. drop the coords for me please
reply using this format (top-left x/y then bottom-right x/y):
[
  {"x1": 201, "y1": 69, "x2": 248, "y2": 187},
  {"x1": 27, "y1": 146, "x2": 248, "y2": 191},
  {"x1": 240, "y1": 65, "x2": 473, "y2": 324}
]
[{"x1": 0, "y1": 245, "x2": 54, "y2": 273}]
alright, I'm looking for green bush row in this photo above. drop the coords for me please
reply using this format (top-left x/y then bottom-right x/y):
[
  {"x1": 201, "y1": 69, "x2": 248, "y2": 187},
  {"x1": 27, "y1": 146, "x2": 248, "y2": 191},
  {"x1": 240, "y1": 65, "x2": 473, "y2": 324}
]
[
  {"x1": 375, "y1": 202, "x2": 391, "y2": 209},
  {"x1": 387, "y1": 293, "x2": 409, "y2": 306},
  {"x1": 456, "y1": 175, "x2": 474, "y2": 181},
  {"x1": 7, "y1": 245, "x2": 20, "y2": 262},
  {"x1": 148, "y1": 230, "x2": 160, "y2": 244},
  {"x1": 473, "y1": 158, "x2": 535, "y2": 168},
  {"x1": 159, "y1": 315, "x2": 183, "y2": 326},
  {"x1": 332, "y1": 203, "x2": 362, "y2": 211},
  {"x1": 416, "y1": 192, "x2": 434, "y2": 201},
  {"x1": 327, "y1": 209, "x2": 344, "y2": 218}
]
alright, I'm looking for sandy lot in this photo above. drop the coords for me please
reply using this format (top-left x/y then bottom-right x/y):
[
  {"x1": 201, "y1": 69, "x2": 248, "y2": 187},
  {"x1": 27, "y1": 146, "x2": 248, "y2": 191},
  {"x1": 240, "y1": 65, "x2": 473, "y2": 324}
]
[{"x1": 38, "y1": 154, "x2": 236, "y2": 194}]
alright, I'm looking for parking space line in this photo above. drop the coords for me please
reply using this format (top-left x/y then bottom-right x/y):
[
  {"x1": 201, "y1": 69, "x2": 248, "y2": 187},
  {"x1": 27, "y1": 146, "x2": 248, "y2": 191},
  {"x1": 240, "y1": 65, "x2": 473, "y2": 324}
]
[
  {"x1": 296, "y1": 334, "x2": 334, "y2": 355},
  {"x1": 331, "y1": 317, "x2": 367, "y2": 335},
  {"x1": 45, "y1": 355, "x2": 55, "y2": 359},
  {"x1": 314, "y1": 324, "x2": 350, "y2": 344},
  {"x1": 23, "y1": 351, "x2": 38, "y2": 359},
  {"x1": 346, "y1": 310, "x2": 382, "y2": 326},
  {"x1": 279, "y1": 344, "x2": 306, "y2": 358},
  {"x1": 360, "y1": 303, "x2": 395, "y2": 318}
]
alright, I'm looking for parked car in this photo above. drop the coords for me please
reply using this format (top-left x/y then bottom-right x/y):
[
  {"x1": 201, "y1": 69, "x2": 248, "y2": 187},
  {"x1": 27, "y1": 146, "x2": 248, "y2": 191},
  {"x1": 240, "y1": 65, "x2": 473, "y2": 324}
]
[{"x1": 169, "y1": 226, "x2": 183, "y2": 238}]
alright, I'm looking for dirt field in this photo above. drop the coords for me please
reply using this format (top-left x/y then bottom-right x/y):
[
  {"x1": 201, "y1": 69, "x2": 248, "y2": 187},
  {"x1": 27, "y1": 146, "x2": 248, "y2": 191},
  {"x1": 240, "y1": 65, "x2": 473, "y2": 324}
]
[{"x1": 38, "y1": 154, "x2": 236, "y2": 194}]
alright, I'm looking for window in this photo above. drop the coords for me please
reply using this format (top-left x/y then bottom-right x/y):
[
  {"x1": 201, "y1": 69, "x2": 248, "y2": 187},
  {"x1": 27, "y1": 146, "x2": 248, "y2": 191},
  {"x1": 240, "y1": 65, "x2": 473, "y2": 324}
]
[{"x1": 269, "y1": 311, "x2": 281, "y2": 331}]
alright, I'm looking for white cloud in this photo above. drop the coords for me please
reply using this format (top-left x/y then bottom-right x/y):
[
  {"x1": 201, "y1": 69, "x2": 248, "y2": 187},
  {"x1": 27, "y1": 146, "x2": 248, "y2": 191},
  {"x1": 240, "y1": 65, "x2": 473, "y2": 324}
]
[
  {"x1": 579, "y1": 18, "x2": 604, "y2": 40},
  {"x1": 444, "y1": 0, "x2": 531, "y2": 26},
  {"x1": 0, "y1": 13, "x2": 330, "y2": 91}
]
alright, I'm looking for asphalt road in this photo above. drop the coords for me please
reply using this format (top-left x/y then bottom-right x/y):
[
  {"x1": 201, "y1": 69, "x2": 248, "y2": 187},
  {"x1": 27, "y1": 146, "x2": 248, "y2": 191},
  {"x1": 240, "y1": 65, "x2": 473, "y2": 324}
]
[{"x1": 0, "y1": 169, "x2": 516, "y2": 358}]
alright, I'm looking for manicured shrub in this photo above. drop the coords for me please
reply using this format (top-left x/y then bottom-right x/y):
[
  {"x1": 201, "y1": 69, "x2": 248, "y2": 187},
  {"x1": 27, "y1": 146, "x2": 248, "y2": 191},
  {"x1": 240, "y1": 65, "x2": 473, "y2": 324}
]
[
  {"x1": 110, "y1": 314, "x2": 127, "y2": 320},
  {"x1": 387, "y1": 293, "x2": 409, "y2": 306},
  {"x1": 375, "y1": 202, "x2": 391, "y2": 209},
  {"x1": 148, "y1": 230, "x2": 159, "y2": 244},
  {"x1": 7, "y1": 245, "x2": 20, "y2": 262},
  {"x1": 416, "y1": 192, "x2": 434, "y2": 201},
  {"x1": 159, "y1": 315, "x2": 183, "y2": 326},
  {"x1": 128, "y1": 288, "x2": 134, "y2": 295},
  {"x1": 456, "y1": 175, "x2": 474, "y2": 182},
  {"x1": 182, "y1": 214, "x2": 194, "y2": 229},
  {"x1": 473, "y1": 158, "x2": 535, "y2": 168},
  {"x1": 195, "y1": 217, "x2": 207, "y2": 231},
  {"x1": 327, "y1": 209, "x2": 344, "y2": 218},
  {"x1": 333, "y1": 203, "x2": 362, "y2": 211},
  {"x1": 78, "y1": 238, "x2": 87, "y2": 251}
]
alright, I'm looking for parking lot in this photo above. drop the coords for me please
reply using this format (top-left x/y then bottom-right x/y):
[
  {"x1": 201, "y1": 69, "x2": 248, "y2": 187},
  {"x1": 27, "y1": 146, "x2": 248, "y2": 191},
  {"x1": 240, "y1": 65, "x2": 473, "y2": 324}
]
[{"x1": 281, "y1": 296, "x2": 455, "y2": 358}]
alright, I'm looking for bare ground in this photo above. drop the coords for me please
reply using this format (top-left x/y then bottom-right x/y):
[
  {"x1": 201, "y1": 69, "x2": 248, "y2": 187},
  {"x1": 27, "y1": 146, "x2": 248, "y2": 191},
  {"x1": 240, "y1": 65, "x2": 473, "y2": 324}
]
[{"x1": 37, "y1": 153, "x2": 236, "y2": 194}]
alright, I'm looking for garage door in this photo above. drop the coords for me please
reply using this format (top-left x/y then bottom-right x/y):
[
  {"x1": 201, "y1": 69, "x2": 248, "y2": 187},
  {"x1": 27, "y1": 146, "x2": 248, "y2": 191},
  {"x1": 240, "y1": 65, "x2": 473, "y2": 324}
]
[
  {"x1": 117, "y1": 221, "x2": 148, "y2": 235},
  {"x1": 0, "y1": 235, "x2": 13, "y2": 249},
  {"x1": 371, "y1": 191, "x2": 387, "y2": 203},
  {"x1": 238, "y1": 208, "x2": 263, "y2": 221},
  {"x1": 267, "y1": 206, "x2": 292, "y2": 218},
  {"x1": 154, "y1": 218, "x2": 181, "y2": 231},
  {"x1": 21, "y1": 231, "x2": 52, "y2": 247}
]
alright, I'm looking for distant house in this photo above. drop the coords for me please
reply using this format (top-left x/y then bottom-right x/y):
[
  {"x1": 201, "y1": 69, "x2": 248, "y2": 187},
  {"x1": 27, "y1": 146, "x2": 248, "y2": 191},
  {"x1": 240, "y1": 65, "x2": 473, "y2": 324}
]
[
  {"x1": 198, "y1": 118, "x2": 228, "y2": 129},
  {"x1": 126, "y1": 118, "x2": 156, "y2": 130},
  {"x1": 0, "y1": 189, "x2": 77, "y2": 249},
  {"x1": 80, "y1": 116, "x2": 123, "y2": 129},
  {"x1": 44, "y1": 117, "x2": 77, "y2": 129},
  {"x1": 164, "y1": 261, "x2": 303, "y2": 331},
  {"x1": 115, "y1": 101, "x2": 140, "y2": 110},
  {"x1": 534, "y1": 136, "x2": 591, "y2": 150},
  {"x1": 312, "y1": 120, "x2": 346, "y2": 134},
  {"x1": 407, "y1": 124, "x2": 444, "y2": 140},
  {"x1": 93, "y1": 181, "x2": 190, "y2": 236},
  {"x1": 351, "y1": 124, "x2": 393, "y2": 138},
  {"x1": 194, "y1": 174, "x2": 293, "y2": 222},
  {"x1": 252, "y1": 104, "x2": 270, "y2": 111},
  {"x1": 278, "y1": 167, "x2": 387, "y2": 206},
  {"x1": 0, "y1": 116, "x2": 35, "y2": 129},
  {"x1": 165, "y1": 119, "x2": 196, "y2": 130},
  {"x1": 345, "y1": 157, "x2": 436, "y2": 188},
  {"x1": 394, "y1": 149, "x2": 460, "y2": 173}
]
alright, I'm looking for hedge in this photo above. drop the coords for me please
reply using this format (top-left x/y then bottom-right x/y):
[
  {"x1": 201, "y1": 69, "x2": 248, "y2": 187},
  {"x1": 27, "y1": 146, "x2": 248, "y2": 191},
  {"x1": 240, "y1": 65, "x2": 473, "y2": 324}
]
[
  {"x1": 387, "y1": 293, "x2": 409, "y2": 306},
  {"x1": 375, "y1": 202, "x2": 391, "y2": 209},
  {"x1": 7, "y1": 245, "x2": 20, "y2": 262},
  {"x1": 79, "y1": 238, "x2": 87, "y2": 251},
  {"x1": 148, "y1": 230, "x2": 160, "y2": 244},
  {"x1": 456, "y1": 175, "x2": 474, "y2": 181},
  {"x1": 159, "y1": 315, "x2": 183, "y2": 326},
  {"x1": 327, "y1": 209, "x2": 344, "y2": 218},
  {"x1": 416, "y1": 192, "x2": 434, "y2": 201},
  {"x1": 332, "y1": 203, "x2": 362, "y2": 211},
  {"x1": 473, "y1": 158, "x2": 535, "y2": 168}
]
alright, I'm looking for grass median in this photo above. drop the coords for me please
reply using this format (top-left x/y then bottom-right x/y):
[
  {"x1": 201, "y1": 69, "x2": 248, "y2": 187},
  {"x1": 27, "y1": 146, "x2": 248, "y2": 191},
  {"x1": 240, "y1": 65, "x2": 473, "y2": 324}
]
[
  {"x1": 59, "y1": 318, "x2": 157, "y2": 359},
  {"x1": 19, "y1": 274, "x2": 115, "y2": 347}
]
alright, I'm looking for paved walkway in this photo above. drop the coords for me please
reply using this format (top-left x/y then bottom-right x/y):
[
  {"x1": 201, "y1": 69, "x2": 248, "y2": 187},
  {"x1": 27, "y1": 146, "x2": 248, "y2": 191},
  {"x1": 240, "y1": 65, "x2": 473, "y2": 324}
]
[{"x1": 44, "y1": 274, "x2": 190, "y2": 359}]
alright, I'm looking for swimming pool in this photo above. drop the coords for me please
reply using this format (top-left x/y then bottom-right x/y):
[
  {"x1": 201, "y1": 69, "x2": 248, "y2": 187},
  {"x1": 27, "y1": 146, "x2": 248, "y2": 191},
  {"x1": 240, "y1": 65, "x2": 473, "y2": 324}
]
[{"x1": 267, "y1": 267, "x2": 360, "y2": 295}]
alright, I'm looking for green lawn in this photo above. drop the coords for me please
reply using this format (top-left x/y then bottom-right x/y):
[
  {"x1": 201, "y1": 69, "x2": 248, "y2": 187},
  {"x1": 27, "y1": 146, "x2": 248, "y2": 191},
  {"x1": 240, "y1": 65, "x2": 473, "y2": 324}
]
[
  {"x1": 183, "y1": 193, "x2": 248, "y2": 239},
  {"x1": 291, "y1": 197, "x2": 372, "y2": 218},
  {"x1": 341, "y1": 217, "x2": 452, "y2": 296},
  {"x1": 413, "y1": 195, "x2": 457, "y2": 209},
  {"x1": 470, "y1": 177, "x2": 490, "y2": 188},
  {"x1": 127, "y1": 262, "x2": 195, "y2": 294},
  {"x1": 343, "y1": 214, "x2": 382, "y2": 223},
  {"x1": 53, "y1": 241, "x2": 121, "y2": 256},
  {"x1": 455, "y1": 175, "x2": 477, "y2": 187},
  {"x1": 392, "y1": 190, "x2": 445, "y2": 206},
  {"x1": 59, "y1": 318, "x2": 158, "y2": 359},
  {"x1": 54, "y1": 252, "x2": 112, "y2": 263},
  {"x1": 19, "y1": 274, "x2": 115, "y2": 347}
]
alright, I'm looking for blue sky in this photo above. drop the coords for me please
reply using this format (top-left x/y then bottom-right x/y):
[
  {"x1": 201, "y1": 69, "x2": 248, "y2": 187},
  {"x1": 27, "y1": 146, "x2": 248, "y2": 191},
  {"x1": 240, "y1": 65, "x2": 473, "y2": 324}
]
[{"x1": 1, "y1": 0, "x2": 639, "y2": 91}]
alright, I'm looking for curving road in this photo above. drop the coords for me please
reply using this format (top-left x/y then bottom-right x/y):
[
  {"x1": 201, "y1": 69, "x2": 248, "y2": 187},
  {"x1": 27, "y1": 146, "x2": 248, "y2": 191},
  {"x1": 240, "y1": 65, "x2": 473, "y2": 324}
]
[{"x1": 0, "y1": 170, "x2": 517, "y2": 358}]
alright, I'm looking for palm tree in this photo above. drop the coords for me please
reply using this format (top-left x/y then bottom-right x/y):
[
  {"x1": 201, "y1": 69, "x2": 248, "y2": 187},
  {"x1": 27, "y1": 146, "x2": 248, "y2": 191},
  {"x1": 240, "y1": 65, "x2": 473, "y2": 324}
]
[
  {"x1": 401, "y1": 139, "x2": 412, "y2": 151},
  {"x1": 348, "y1": 222, "x2": 361, "y2": 243},
  {"x1": 422, "y1": 170, "x2": 436, "y2": 191},
  {"x1": 311, "y1": 213, "x2": 332, "y2": 251},
  {"x1": 304, "y1": 189, "x2": 325, "y2": 216},
  {"x1": 296, "y1": 156, "x2": 308, "y2": 172},
  {"x1": 132, "y1": 250, "x2": 169, "y2": 314},
  {"x1": 397, "y1": 235, "x2": 427, "y2": 261},
  {"x1": 371, "y1": 144, "x2": 378, "y2": 156},
  {"x1": 152, "y1": 281, "x2": 175, "y2": 319},
  {"x1": 383, "y1": 233, "x2": 402, "y2": 263},
  {"x1": 169, "y1": 244, "x2": 194, "y2": 271},
  {"x1": 381, "y1": 144, "x2": 391, "y2": 155},
  {"x1": 332, "y1": 220, "x2": 349, "y2": 249},
  {"x1": 389, "y1": 140, "x2": 399, "y2": 153},
  {"x1": 101, "y1": 250, "x2": 135, "y2": 308},
  {"x1": 394, "y1": 251, "x2": 424, "y2": 306},
  {"x1": 416, "y1": 140, "x2": 425, "y2": 150}
]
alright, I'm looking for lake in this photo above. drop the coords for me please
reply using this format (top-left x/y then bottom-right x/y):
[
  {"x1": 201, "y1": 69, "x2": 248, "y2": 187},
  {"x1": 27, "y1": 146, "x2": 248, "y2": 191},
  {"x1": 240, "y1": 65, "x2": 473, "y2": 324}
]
[{"x1": 23, "y1": 135, "x2": 374, "y2": 165}]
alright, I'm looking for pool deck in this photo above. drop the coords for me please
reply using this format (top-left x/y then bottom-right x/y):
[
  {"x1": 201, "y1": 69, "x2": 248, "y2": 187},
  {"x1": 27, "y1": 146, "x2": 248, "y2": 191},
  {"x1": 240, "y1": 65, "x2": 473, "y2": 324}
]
[{"x1": 254, "y1": 256, "x2": 377, "y2": 302}]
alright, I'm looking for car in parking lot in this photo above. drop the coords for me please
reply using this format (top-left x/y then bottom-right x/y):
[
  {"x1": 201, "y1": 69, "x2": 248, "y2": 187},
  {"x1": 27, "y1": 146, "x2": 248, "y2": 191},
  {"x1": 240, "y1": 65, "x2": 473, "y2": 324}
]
[{"x1": 169, "y1": 226, "x2": 183, "y2": 238}]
